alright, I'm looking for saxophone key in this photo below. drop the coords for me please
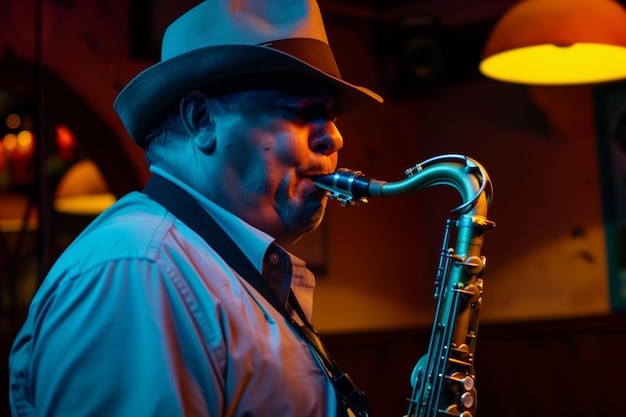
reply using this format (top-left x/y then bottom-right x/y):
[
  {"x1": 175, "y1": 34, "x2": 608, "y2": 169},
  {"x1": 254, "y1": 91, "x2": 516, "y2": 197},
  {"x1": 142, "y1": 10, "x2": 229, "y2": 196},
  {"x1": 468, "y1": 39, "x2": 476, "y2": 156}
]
[{"x1": 446, "y1": 371, "x2": 475, "y2": 392}]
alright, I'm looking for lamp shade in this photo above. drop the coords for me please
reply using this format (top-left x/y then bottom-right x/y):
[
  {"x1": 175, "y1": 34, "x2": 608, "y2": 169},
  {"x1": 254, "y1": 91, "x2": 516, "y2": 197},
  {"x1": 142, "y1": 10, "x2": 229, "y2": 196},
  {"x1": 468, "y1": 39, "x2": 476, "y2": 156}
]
[{"x1": 480, "y1": 0, "x2": 626, "y2": 85}]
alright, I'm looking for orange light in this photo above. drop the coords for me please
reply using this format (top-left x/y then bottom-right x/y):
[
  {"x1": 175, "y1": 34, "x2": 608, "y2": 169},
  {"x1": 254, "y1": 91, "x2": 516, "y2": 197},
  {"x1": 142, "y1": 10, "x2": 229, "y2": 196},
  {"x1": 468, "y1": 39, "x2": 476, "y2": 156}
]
[
  {"x1": 16, "y1": 130, "x2": 34, "y2": 157},
  {"x1": 3, "y1": 133, "x2": 17, "y2": 154},
  {"x1": 56, "y1": 124, "x2": 76, "y2": 160},
  {"x1": 56, "y1": 124, "x2": 75, "y2": 149},
  {"x1": 480, "y1": 0, "x2": 626, "y2": 85},
  {"x1": 54, "y1": 194, "x2": 117, "y2": 215},
  {"x1": 6, "y1": 113, "x2": 21, "y2": 129}
]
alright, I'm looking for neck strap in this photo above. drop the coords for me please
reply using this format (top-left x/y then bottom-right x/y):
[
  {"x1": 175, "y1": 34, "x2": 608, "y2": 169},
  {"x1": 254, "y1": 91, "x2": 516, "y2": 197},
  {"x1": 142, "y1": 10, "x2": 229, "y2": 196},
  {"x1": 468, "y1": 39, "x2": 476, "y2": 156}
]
[{"x1": 142, "y1": 174, "x2": 370, "y2": 417}]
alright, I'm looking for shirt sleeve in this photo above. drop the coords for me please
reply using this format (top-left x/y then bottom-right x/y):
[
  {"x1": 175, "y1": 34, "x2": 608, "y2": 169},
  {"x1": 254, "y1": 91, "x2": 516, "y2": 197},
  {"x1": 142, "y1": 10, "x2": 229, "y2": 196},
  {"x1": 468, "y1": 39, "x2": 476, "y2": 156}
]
[{"x1": 11, "y1": 257, "x2": 223, "y2": 417}]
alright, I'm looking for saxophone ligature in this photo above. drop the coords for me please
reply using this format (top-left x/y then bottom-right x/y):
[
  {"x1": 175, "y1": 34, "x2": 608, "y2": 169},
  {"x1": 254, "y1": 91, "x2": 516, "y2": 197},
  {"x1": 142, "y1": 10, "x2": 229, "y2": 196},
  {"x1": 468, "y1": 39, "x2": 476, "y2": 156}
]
[{"x1": 312, "y1": 154, "x2": 495, "y2": 417}]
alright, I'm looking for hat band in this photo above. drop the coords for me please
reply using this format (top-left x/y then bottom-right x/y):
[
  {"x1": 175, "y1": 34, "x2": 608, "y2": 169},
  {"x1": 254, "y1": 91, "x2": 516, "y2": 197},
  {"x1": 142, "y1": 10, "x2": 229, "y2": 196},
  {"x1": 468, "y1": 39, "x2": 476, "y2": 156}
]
[{"x1": 262, "y1": 38, "x2": 342, "y2": 79}]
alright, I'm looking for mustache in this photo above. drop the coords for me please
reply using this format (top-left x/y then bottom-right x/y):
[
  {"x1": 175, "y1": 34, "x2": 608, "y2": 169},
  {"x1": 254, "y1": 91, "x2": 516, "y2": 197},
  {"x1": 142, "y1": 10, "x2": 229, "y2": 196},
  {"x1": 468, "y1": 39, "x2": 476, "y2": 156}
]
[{"x1": 298, "y1": 160, "x2": 337, "y2": 178}]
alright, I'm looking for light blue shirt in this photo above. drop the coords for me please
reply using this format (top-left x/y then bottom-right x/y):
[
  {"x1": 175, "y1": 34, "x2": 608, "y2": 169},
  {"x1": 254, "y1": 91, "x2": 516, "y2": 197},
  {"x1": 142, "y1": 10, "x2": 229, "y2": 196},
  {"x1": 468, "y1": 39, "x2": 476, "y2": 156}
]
[{"x1": 9, "y1": 166, "x2": 342, "y2": 417}]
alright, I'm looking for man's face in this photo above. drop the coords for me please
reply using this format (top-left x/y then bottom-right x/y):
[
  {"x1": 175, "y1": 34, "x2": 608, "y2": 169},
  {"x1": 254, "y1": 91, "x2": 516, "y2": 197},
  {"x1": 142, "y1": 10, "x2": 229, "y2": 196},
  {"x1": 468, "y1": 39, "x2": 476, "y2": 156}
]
[{"x1": 208, "y1": 81, "x2": 343, "y2": 244}]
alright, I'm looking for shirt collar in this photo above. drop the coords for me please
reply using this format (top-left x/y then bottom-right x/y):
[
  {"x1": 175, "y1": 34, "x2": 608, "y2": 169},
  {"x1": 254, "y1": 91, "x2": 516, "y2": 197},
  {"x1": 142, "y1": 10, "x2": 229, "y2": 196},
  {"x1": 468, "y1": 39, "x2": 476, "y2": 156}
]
[{"x1": 149, "y1": 166, "x2": 273, "y2": 274}]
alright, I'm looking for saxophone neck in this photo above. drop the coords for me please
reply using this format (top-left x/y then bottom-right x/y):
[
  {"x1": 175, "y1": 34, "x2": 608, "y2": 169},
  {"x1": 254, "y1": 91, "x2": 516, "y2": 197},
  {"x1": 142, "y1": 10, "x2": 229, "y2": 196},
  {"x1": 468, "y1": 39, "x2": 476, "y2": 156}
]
[{"x1": 312, "y1": 154, "x2": 493, "y2": 215}]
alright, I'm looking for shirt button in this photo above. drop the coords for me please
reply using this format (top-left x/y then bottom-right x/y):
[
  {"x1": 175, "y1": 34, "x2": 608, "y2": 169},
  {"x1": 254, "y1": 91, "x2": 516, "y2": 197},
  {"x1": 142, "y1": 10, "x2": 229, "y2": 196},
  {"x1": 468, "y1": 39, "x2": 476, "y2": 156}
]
[{"x1": 268, "y1": 252, "x2": 280, "y2": 265}]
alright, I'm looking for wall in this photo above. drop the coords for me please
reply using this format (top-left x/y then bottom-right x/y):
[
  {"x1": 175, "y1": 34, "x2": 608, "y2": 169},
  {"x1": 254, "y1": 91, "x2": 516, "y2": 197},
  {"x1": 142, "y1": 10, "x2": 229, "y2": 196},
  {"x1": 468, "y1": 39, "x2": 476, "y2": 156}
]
[
  {"x1": 311, "y1": 15, "x2": 612, "y2": 331},
  {"x1": 323, "y1": 311, "x2": 626, "y2": 417},
  {"x1": 1, "y1": 0, "x2": 149, "y2": 183}
]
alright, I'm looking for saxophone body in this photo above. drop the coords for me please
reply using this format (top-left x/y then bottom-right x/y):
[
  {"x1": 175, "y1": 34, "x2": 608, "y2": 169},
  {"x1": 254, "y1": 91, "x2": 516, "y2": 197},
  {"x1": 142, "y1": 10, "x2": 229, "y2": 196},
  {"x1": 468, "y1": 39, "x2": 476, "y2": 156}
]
[{"x1": 312, "y1": 154, "x2": 495, "y2": 417}]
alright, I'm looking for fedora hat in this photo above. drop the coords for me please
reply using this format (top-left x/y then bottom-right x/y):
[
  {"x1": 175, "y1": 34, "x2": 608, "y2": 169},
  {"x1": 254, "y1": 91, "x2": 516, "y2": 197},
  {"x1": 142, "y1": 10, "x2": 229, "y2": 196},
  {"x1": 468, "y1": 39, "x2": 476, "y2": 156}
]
[{"x1": 114, "y1": 0, "x2": 383, "y2": 147}]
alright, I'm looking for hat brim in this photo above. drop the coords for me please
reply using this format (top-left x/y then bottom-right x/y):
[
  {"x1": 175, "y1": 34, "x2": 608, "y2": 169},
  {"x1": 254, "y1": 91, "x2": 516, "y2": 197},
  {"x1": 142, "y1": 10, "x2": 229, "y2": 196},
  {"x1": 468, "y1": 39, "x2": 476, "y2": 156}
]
[{"x1": 114, "y1": 44, "x2": 383, "y2": 147}]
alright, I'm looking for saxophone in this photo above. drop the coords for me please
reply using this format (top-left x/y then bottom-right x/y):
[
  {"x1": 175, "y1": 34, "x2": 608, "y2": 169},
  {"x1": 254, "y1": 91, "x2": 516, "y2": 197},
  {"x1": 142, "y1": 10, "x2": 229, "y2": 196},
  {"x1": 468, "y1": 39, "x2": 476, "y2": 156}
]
[{"x1": 312, "y1": 154, "x2": 495, "y2": 417}]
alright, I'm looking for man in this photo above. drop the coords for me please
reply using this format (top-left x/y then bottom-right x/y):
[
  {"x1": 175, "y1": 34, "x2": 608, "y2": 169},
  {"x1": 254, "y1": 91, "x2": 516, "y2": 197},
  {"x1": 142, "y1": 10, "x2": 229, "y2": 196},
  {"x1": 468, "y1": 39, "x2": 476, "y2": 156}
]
[{"x1": 9, "y1": 1, "x2": 382, "y2": 416}]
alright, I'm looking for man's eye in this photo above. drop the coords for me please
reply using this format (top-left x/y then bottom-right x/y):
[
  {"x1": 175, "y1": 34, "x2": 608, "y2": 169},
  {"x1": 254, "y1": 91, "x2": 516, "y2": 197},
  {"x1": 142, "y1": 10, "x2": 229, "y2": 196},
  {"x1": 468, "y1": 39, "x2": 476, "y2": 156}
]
[{"x1": 282, "y1": 106, "x2": 310, "y2": 121}]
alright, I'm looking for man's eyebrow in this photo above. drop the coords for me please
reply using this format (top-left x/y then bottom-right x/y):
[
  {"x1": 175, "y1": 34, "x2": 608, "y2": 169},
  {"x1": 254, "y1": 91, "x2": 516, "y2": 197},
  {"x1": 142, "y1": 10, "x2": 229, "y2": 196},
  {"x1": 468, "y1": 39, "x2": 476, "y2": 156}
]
[
  {"x1": 275, "y1": 78, "x2": 335, "y2": 96},
  {"x1": 272, "y1": 90, "x2": 329, "y2": 104}
]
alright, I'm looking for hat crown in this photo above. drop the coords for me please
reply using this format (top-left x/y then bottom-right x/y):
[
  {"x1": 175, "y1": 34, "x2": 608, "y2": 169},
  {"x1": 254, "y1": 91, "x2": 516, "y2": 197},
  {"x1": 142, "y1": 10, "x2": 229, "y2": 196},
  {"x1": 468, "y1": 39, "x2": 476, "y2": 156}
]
[
  {"x1": 114, "y1": 0, "x2": 382, "y2": 146},
  {"x1": 162, "y1": 0, "x2": 329, "y2": 61}
]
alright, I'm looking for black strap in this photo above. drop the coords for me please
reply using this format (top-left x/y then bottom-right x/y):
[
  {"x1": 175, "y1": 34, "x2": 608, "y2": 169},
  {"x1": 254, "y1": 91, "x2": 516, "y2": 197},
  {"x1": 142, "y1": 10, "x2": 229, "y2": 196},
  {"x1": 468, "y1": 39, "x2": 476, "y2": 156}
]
[{"x1": 142, "y1": 174, "x2": 370, "y2": 417}]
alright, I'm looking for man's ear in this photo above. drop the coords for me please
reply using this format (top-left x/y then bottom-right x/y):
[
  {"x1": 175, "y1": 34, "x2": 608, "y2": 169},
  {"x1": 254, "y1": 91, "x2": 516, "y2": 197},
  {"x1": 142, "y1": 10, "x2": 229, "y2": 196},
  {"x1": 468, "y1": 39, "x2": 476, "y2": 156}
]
[{"x1": 179, "y1": 90, "x2": 216, "y2": 154}]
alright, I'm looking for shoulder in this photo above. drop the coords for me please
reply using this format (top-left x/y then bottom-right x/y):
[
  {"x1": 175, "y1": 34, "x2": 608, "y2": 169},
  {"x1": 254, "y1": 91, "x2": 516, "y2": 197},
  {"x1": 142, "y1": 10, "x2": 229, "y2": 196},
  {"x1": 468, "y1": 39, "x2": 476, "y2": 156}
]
[
  {"x1": 69, "y1": 191, "x2": 174, "y2": 256},
  {"x1": 29, "y1": 190, "x2": 231, "y2": 335},
  {"x1": 46, "y1": 191, "x2": 209, "y2": 283}
]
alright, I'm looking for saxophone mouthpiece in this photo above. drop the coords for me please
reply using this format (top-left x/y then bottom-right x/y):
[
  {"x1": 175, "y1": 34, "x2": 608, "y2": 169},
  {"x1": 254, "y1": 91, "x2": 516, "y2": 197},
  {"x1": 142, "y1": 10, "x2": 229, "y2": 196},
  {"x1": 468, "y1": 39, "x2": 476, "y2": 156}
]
[{"x1": 311, "y1": 169, "x2": 372, "y2": 206}]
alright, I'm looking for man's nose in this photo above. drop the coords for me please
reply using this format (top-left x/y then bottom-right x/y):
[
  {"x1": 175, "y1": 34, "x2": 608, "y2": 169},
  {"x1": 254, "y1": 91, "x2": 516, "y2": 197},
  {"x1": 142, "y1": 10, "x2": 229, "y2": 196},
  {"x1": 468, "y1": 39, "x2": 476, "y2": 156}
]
[{"x1": 309, "y1": 121, "x2": 343, "y2": 155}]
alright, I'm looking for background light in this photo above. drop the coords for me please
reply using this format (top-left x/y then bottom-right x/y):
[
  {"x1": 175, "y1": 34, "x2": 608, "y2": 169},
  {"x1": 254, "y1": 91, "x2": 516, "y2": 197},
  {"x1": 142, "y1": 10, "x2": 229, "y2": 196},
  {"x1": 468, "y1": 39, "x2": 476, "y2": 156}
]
[{"x1": 480, "y1": 0, "x2": 626, "y2": 85}]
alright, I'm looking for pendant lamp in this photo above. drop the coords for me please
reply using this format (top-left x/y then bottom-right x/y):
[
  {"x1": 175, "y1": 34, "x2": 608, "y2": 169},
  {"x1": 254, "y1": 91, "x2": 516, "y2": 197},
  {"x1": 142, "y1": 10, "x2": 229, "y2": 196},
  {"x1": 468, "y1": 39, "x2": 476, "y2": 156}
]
[{"x1": 479, "y1": 0, "x2": 626, "y2": 85}]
